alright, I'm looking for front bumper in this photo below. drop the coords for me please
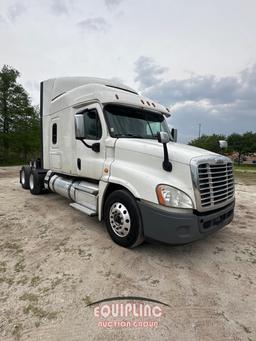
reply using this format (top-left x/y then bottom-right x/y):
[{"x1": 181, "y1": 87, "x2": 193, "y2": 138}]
[{"x1": 138, "y1": 200, "x2": 235, "y2": 245}]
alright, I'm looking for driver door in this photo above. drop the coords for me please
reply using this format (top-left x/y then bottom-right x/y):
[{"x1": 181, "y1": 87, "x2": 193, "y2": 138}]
[{"x1": 75, "y1": 103, "x2": 106, "y2": 180}]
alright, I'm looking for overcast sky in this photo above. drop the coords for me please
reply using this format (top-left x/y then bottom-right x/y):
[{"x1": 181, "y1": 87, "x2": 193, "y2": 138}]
[{"x1": 0, "y1": 0, "x2": 256, "y2": 142}]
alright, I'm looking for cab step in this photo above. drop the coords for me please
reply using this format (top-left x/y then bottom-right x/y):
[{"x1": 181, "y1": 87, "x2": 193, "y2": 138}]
[{"x1": 70, "y1": 203, "x2": 97, "y2": 216}]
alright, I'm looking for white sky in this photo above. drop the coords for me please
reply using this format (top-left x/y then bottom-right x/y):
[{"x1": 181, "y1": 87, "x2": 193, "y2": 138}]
[{"x1": 0, "y1": 0, "x2": 256, "y2": 141}]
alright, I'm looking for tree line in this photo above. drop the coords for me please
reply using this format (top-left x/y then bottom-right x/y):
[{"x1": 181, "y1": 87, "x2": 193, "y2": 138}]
[
  {"x1": 189, "y1": 132, "x2": 256, "y2": 162},
  {"x1": 0, "y1": 65, "x2": 40, "y2": 165}
]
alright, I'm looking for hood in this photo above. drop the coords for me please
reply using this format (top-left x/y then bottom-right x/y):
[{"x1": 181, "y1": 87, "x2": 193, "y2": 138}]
[{"x1": 115, "y1": 139, "x2": 217, "y2": 165}]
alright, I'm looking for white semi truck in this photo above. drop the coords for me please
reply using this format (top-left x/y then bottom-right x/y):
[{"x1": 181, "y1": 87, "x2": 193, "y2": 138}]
[{"x1": 20, "y1": 77, "x2": 235, "y2": 248}]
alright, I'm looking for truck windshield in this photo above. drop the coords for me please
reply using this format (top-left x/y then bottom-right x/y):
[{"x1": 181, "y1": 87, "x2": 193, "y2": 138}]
[{"x1": 104, "y1": 104, "x2": 172, "y2": 139}]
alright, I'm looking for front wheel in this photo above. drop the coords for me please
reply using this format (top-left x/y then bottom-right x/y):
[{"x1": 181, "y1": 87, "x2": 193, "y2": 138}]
[{"x1": 104, "y1": 190, "x2": 144, "y2": 248}]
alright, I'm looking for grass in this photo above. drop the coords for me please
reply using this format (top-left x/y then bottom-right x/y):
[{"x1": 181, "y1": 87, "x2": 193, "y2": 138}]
[
  {"x1": 14, "y1": 257, "x2": 26, "y2": 273},
  {"x1": 0, "y1": 242, "x2": 23, "y2": 255},
  {"x1": 0, "y1": 261, "x2": 7, "y2": 273},
  {"x1": 0, "y1": 276, "x2": 14, "y2": 286},
  {"x1": 234, "y1": 172, "x2": 256, "y2": 185},
  {"x1": 233, "y1": 164, "x2": 256, "y2": 185},
  {"x1": 82, "y1": 295, "x2": 92, "y2": 306},
  {"x1": 30, "y1": 276, "x2": 41, "y2": 287},
  {"x1": 234, "y1": 164, "x2": 256, "y2": 173},
  {"x1": 23, "y1": 304, "x2": 58, "y2": 320},
  {"x1": 20, "y1": 292, "x2": 39, "y2": 303}
]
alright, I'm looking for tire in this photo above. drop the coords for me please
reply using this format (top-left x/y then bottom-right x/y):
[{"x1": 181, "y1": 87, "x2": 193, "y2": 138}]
[
  {"x1": 104, "y1": 190, "x2": 144, "y2": 248},
  {"x1": 20, "y1": 166, "x2": 31, "y2": 190},
  {"x1": 29, "y1": 169, "x2": 44, "y2": 195}
]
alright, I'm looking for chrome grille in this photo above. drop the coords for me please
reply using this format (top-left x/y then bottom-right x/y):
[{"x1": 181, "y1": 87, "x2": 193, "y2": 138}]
[
  {"x1": 198, "y1": 162, "x2": 234, "y2": 208},
  {"x1": 191, "y1": 156, "x2": 235, "y2": 211}
]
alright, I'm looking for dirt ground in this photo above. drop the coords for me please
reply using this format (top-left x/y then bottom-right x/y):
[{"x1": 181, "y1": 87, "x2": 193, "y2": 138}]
[{"x1": 0, "y1": 166, "x2": 255, "y2": 341}]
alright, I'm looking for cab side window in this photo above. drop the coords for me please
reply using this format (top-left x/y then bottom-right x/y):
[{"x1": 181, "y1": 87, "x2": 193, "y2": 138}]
[
  {"x1": 147, "y1": 122, "x2": 161, "y2": 136},
  {"x1": 83, "y1": 109, "x2": 102, "y2": 140}
]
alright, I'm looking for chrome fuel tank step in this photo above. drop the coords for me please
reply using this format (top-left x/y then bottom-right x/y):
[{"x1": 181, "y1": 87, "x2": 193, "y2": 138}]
[
  {"x1": 69, "y1": 203, "x2": 96, "y2": 216},
  {"x1": 48, "y1": 175, "x2": 99, "y2": 213}
]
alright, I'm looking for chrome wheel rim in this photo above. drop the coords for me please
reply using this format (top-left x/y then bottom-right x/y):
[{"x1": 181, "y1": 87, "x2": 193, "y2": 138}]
[
  {"x1": 109, "y1": 202, "x2": 131, "y2": 237},
  {"x1": 29, "y1": 173, "x2": 34, "y2": 190},
  {"x1": 21, "y1": 170, "x2": 25, "y2": 185}
]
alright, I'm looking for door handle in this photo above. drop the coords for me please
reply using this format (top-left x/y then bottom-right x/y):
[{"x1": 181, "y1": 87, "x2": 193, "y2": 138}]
[{"x1": 77, "y1": 158, "x2": 81, "y2": 170}]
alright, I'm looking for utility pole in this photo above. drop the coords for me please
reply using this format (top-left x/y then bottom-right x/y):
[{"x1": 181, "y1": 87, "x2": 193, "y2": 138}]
[{"x1": 198, "y1": 123, "x2": 201, "y2": 139}]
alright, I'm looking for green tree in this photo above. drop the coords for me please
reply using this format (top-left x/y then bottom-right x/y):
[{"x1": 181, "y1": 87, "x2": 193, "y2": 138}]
[
  {"x1": 228, "y1": 132, "x2": 256, "y2": 164},
  {"x1": 189, "y1": 134, "x2": 226, "y2": 153},
  {"x1": 0, "y1": 65, "x2": 40, "y2": 164}
]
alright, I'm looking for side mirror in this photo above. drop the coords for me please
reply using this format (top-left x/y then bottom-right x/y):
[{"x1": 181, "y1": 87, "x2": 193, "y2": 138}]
[
  {"x1": 75, "y1": 113, "x2": 100, "y2": 153},
  {"x1": 171, "y1": 128, "x2": 178, "y2": 142},
  {"x1": 75, "y1": 114, "x2": 85, "y2": 139},
  {"x1": 157, "y1": 131, "x2": 170, "y2": 144},
  {"x1": 219, "y1": 140, "x2": 228, "y2": 149},
  {"x1": 157, "y1": 132, "x2": 172, "y2": 172}
]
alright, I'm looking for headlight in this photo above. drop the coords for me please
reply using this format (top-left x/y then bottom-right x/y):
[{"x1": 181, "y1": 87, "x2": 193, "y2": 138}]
[{"x1": 156, "y1": 184, "x2": 193, "y2": 209}]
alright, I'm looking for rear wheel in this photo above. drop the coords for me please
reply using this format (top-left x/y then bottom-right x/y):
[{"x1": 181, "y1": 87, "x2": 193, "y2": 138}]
[
  {"x1": 29, "y1": 169, "x2": 44, "y2": 195},
  {"x1": 20, "y1": 166, "x2": 31, "y2": 189},
  {"x1": 104, "y1": 190, "x2": 144, "y2": 248}
]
